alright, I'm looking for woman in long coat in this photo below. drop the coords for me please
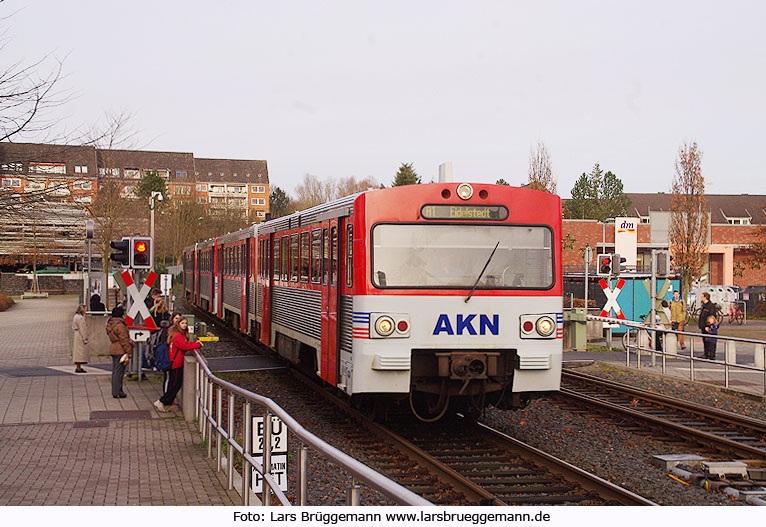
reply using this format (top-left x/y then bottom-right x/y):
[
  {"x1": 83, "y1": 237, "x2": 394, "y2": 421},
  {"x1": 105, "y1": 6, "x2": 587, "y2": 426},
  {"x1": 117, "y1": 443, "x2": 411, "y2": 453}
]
[{"x1": 72, "y1": 304, "x2": 89, "y2": 373}]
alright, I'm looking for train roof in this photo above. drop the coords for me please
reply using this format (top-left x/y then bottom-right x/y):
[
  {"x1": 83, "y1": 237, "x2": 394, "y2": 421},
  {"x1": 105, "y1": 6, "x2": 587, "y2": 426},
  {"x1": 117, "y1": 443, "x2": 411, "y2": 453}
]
[{"x1": 258, "y1": 192, "x2": 361, "y2": 235}]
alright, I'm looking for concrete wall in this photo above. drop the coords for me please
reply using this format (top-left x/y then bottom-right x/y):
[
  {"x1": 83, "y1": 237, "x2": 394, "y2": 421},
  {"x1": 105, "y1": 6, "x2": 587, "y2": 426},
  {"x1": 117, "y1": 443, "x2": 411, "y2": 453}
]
[{"x1": 0, "y1": 274, "x2": 84, "y2": 297}]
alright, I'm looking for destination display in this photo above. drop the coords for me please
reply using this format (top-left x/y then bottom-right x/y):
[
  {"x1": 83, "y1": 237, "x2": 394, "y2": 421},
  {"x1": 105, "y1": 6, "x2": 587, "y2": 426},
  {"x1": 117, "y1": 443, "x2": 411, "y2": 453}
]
[{"x1": 421, "y1": 204, "x2": 508, "y2": 221}]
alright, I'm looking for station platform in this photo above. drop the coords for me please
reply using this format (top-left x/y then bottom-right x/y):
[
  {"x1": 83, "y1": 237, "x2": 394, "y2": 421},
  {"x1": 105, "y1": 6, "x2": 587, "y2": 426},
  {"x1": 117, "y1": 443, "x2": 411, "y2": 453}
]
[{"x1": 0, "y1": 295, "x2": 239, "y2": 505}]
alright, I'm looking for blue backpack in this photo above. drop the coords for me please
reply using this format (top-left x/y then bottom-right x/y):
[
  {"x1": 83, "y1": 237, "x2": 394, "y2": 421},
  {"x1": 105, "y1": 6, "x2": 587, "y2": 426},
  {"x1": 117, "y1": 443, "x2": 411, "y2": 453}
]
[{"x1": 154, "y1": 340, "x2": 172, "y2": 372}]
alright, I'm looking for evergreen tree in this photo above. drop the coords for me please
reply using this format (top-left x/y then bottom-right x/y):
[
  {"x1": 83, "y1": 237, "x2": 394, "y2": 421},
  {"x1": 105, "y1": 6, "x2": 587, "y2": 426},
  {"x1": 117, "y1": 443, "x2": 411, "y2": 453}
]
[
  {"x1": 392, "y1": 163, "x2": 420, "y2": 186},
  {"x1": 269, "y1": 186, "x2": 292, "y2": 218},
  {"x1": 495, "y1": 178, "x2": 510, "y2": 186},
  {"x1": 564, "y1": 163, "x2": 630, "y2": 221},
  {"x1": 135, "y1": 169, "x2": 167, "y2": 199}
]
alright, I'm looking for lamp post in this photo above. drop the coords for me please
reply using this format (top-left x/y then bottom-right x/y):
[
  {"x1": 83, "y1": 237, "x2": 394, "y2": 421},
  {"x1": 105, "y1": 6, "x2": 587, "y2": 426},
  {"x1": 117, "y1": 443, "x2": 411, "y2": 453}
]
[
  {"x1": 150, "y1": 191, "x2": 163, "y2": 240},
  {"x1": 85, "y1": 220, "x2": 94, "y2": 306}
]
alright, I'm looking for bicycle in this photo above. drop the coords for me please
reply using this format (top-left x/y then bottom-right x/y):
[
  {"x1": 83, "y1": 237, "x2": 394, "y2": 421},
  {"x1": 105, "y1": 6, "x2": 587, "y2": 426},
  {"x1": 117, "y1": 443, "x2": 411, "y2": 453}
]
[
  {"x1": 687, "y1": 304, "x2": 724, "y2": 326},
  {"x1": 726, "y1": 303, "x2": 744, "y2": 325},
  {"x1": 621, "y1": 315, "x2": 652, "y2": 351}
]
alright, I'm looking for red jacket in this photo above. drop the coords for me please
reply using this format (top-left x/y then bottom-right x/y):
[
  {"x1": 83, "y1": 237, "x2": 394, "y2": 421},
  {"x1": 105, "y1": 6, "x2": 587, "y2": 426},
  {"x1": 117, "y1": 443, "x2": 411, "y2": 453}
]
[{"x1": 169, "y1": 330, "x2": 201, "y2": 369}]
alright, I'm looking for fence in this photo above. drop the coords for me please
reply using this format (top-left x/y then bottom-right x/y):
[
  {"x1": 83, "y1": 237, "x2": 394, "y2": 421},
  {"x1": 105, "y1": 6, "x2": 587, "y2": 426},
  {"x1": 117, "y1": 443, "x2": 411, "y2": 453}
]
[
  {"x1": 587, "y1": 315, "x2": 766, "y2": 396},
  {"x1": 188, "y1": 351, "x2": 432, "y2": 507}
]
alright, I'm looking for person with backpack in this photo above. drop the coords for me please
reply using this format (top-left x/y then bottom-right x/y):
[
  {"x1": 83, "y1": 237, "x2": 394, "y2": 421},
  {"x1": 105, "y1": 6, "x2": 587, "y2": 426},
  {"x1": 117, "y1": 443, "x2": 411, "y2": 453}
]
[{"x1": 154, "y1": 316, "x2": 202, "y2": 412}]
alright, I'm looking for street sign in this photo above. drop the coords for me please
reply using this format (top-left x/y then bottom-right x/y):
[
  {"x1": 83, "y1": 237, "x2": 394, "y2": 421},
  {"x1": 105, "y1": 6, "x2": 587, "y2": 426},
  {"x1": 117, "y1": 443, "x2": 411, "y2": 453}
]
[
  {"x1": 251, "y1": 415, "x2": 288, "y2": 493},
  {"x1": 122, "y1": 270, "x2": 159, "y2": 330},
  {"x1": 160, "y1": 274, "x2": 172, "y2": 296},
  {"x1": 129, "y1": 328, "x2": 151, "y2": 342}
]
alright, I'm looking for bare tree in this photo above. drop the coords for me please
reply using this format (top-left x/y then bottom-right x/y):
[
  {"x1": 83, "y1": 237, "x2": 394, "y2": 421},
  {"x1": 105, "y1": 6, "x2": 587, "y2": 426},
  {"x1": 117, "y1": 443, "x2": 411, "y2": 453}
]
[
  {"x1": 334, "y1": 175, "x2": 378, "y2": 199},
  {"x1": 526, "y1": 140, "x2": 556, "y2": 194},
  {"x1": 0, "y1": 2, "x2": 71, "y2": 143},
  {"x1": 669, "y1": 141, "x2": 708, "y2": 296},
  {"x1": 82, "y1": 112, "x2": 143, "y2": 306},
  {"x1": 293, "y1": 173, "x2": 335, "y2": 210}
]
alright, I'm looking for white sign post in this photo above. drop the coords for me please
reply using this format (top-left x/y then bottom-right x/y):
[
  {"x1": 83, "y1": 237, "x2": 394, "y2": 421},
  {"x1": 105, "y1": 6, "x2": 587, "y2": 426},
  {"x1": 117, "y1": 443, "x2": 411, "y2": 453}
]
[
  {"x1": 251, "y1": 415, "x2": 288, "y2": 493},
  {"x1": 160, "y1": 273, "x2": 172, "y2": 296}
]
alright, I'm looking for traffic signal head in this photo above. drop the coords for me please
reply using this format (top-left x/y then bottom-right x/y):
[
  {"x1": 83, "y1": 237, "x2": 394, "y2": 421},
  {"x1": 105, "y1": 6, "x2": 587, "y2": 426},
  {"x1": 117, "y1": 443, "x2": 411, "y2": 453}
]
[
  {"x1": 109, "y1": 238, "x2": 130, "y2": 267},
  {"x1": 597, "y1": 254, "x2": 612, "y2": 276},
  {"x1": 613, "y1": 253, "x2": 626, "y2": 276},
  {"x1": 656, "y1": 250, "x2": 671, "y2": 277},
  {"x1": 131, "y1": 237, "x2": 153, "y2": 269}
]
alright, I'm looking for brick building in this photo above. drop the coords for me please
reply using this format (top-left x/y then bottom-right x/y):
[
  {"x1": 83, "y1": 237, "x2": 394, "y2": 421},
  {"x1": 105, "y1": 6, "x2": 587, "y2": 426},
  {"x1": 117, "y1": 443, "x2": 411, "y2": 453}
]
[
  {"x1": 0, "y1": 142, "x2": 270, "y2": 263},
  {"x1": 563, "y1": 193, "x2": 766, "y2": 288}
]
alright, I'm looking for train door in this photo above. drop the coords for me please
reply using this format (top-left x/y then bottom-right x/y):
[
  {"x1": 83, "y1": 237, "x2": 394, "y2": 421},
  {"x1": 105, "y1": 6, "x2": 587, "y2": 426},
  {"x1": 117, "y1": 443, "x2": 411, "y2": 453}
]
[
  {"x1": 260, "y1": 235, "x2": 272, "y2": 346},
  {"x1": 321, "y1": 219, "x2": 340, "y2": 385},
  {"x1": 241, "y1": 241, "x2": 249, "y2": 334},
  {"x1": 213, "y1": 240, "x2": 221, "y2": 316}
]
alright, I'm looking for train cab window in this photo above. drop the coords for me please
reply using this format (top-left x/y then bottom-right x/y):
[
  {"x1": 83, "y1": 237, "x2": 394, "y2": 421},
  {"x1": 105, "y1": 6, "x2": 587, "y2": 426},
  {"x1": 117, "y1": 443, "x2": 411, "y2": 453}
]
[
  {"x1": 290, "y1": 234, "x2": 299, "y2": 282},
  {"x1": 311, "y1": 229, "x2": 321, "y2": 284},
  {"x1": 322, "y1": 228, "x2": 329, "y2": 285},
  {"x1": 346, "y1": 224, "x2": 353, "y2": 287},
  {"x1": 281, "y1": 237, "x2": 289, "y2": 281},
  {"x1": 273, "y1": 239, "x2": 281, "y2": 281},
  {"x1": 300, "y1": 232, "x2": 310, "y2": 283},
  {"x1": 330, "y1": 226, "x2": 337, "y2": 286}
]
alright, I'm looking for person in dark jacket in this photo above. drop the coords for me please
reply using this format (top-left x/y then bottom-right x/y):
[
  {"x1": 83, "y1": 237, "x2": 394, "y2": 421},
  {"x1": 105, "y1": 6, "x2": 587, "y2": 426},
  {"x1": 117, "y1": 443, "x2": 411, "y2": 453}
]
[
  {"x1": 106, "y1": 304, "x2": 132, "y2": 398},
  {"x1": 154, "y1": 316, "x2": 202, "y2": 412},
  {"x1": 697, "y1": 292, "x2": 717, "y2": 332},
  {"x1": 89, "y1": 293, "x2": 106, "y2": 312}
]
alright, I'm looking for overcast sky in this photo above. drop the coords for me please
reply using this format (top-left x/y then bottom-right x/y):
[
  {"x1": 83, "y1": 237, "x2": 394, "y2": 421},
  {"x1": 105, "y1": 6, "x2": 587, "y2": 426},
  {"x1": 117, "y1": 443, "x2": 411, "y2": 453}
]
[{"x1": 6, "y1": 1, "x2": 765, "y2": 197}]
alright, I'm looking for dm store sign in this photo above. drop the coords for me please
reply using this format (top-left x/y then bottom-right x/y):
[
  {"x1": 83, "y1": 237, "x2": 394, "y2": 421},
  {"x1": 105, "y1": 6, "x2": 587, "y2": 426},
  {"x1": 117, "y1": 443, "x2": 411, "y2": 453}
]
[{"x1": 614, "y1": 217, "x2": 638, "y2": 267}]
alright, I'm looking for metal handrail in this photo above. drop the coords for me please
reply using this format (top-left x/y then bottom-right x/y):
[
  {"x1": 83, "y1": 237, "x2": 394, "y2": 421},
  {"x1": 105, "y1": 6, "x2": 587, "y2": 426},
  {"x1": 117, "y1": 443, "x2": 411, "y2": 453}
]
[
  {"x1": 587, "y1": 315, "x2": 766, "y2": 396},
  {"x1": 190, "y1": 350, "x2": 432, "y2": 507}
]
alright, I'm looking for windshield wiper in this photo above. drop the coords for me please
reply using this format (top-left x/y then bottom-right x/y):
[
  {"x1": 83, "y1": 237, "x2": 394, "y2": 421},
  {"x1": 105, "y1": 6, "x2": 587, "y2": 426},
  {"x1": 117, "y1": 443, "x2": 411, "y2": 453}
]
[{"x1": 465, "y1": 241, "x2": 500, "y2": 303}]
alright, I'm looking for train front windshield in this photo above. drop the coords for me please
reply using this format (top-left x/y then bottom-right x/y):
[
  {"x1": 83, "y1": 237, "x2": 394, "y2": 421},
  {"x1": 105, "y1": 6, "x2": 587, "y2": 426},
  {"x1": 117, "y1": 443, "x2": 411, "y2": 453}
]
[{"x1": 372, "y1": 224, "x2": 554, "y2": 289}]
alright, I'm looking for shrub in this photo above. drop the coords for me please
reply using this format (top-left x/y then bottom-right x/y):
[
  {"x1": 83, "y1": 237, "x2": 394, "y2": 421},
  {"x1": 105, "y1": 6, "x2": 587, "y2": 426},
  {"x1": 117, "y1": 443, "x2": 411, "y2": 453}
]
[{"x1": 0, "y1": 294, "x2": 15, "y2": 312}]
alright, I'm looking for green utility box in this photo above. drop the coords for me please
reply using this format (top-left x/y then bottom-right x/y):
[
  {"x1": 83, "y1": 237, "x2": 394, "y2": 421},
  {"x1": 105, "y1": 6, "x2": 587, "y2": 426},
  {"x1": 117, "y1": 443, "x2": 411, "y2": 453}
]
[
  {"x1": 563, "y1": 308, "x2": 587, "y2": 351},
  {"x1": 184, "y1": 314, "x2": 196, "y2": 333}
]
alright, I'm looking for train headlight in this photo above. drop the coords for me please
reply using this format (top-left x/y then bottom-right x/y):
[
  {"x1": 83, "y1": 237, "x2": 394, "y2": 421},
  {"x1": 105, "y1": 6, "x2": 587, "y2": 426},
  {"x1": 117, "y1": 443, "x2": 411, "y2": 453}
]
[
  {"x1": 375, "y1": 316, "x2": 395, "y2": 337},
  {"x1": 536, "y1": 316, "x2": 555, "y2": 337},
  {"x1": 457, "y1": 183, "x2": 473, "y2": 200}
]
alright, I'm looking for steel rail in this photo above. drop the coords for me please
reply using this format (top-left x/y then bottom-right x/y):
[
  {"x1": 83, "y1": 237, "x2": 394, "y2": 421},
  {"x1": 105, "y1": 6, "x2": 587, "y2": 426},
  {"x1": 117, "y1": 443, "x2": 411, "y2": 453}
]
[
  {"x1": 476, "y1": 422, "x2": 657, "y2": 506},
  {"x1": 563, "y1": 369, "x2": 766, "y2": 433},
  {"x1": 558, "y1": 386, "x2": 766, "y2": 460},
  {"x1": 290, "y1": 365, "x2": 655, "y2": 506}
]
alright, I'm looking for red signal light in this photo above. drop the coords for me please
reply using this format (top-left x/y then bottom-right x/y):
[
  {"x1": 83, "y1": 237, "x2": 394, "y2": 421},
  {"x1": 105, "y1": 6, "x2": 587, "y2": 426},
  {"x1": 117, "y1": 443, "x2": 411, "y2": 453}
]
[{"x1": 135, "y1": 241, "x2": 147, "y2": 253}]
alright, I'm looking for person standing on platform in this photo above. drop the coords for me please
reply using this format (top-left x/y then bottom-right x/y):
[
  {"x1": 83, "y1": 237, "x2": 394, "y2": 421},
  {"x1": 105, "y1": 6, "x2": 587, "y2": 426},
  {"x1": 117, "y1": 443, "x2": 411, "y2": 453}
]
[
  {"x1": 72, "y1": 305, "x2": 89, "y2": 373},
  {"x1": 703, "y1": 314, "x2": 719, "y2": 360},
  {"x1": 669, "y1": 289, "x2": 686, "y2": 349},
  {"x1": 89, "y1": 293, "x2": 105, "y2": 312},
  {"x1": 106, "y1": 304, "x2": 132, "y2": 398},
  {"x1": 154, "y1": 316, "x2": 201, "y2": 412}
]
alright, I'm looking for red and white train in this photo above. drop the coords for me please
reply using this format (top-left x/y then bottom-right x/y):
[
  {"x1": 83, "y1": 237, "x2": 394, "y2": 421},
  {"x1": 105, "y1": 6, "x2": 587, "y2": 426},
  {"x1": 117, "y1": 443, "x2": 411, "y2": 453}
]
[{"x1": 184, "y1": 182, "x2": 563, "y2": 421}]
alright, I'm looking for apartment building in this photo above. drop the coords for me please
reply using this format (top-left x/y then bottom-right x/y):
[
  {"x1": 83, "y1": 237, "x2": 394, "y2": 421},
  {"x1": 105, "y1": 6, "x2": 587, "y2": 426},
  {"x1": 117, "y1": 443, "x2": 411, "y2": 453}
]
[{"x1": 0, "y1": 142, "x2": 270, "y2": 261}]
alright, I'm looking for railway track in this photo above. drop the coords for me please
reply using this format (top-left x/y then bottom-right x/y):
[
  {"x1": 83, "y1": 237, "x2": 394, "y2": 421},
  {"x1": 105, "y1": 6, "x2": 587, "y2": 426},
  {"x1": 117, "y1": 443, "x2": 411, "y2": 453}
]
[
  {"x1": 560, "y1": 368, "x2": 766, "y2": 460},
  {"x1": 185, "y1": 302, "x2": 654, "y2": 505},
  {"x1": 292, "y1": 369, "x2": 654, "y2": 506}
]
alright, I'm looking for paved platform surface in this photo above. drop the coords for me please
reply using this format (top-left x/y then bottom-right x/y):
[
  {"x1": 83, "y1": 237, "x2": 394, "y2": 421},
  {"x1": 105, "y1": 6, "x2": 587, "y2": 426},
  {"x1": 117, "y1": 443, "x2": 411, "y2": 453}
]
[{"x1": 0, "y1": 296, "x2": 239, "y2": 505}]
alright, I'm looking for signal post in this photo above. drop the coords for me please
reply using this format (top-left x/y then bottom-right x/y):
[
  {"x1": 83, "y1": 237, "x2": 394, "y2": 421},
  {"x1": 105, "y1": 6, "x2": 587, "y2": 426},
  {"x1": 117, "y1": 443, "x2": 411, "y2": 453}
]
[{"x1": 110, "y1": 236, "x2": 155, "y2": 381}]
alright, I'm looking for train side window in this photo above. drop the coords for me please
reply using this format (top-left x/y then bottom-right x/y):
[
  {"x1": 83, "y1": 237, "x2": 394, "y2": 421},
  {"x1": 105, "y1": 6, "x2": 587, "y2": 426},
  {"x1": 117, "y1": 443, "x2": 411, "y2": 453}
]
[
  {"x1": 331, "y1": 226, "x2": 337, "y2": 286},
  {"x1": 273, "y1": 238, "x2": 280, "y2": 281},
  {"x1": 264, "y1": 239, "x2": 270, "y2": 279},
  {"x1": 311, "y1": 229, "x2": 321, "y2": 284},
  {"x1": 281, "y1": 236, "x2": 289, "y2": 281},
  {"x1": 290, "y1": 234, "x2": 299, "y2": 282},
  {"x1": 322, "y1": 228, "x2": 328, "y2": 285},
  {"x1": 300, "y1": 232, "x2": 309, "y2": 283},
  {"x1": 346, "y1": 224, "x2": 353, "y2": 287}
]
